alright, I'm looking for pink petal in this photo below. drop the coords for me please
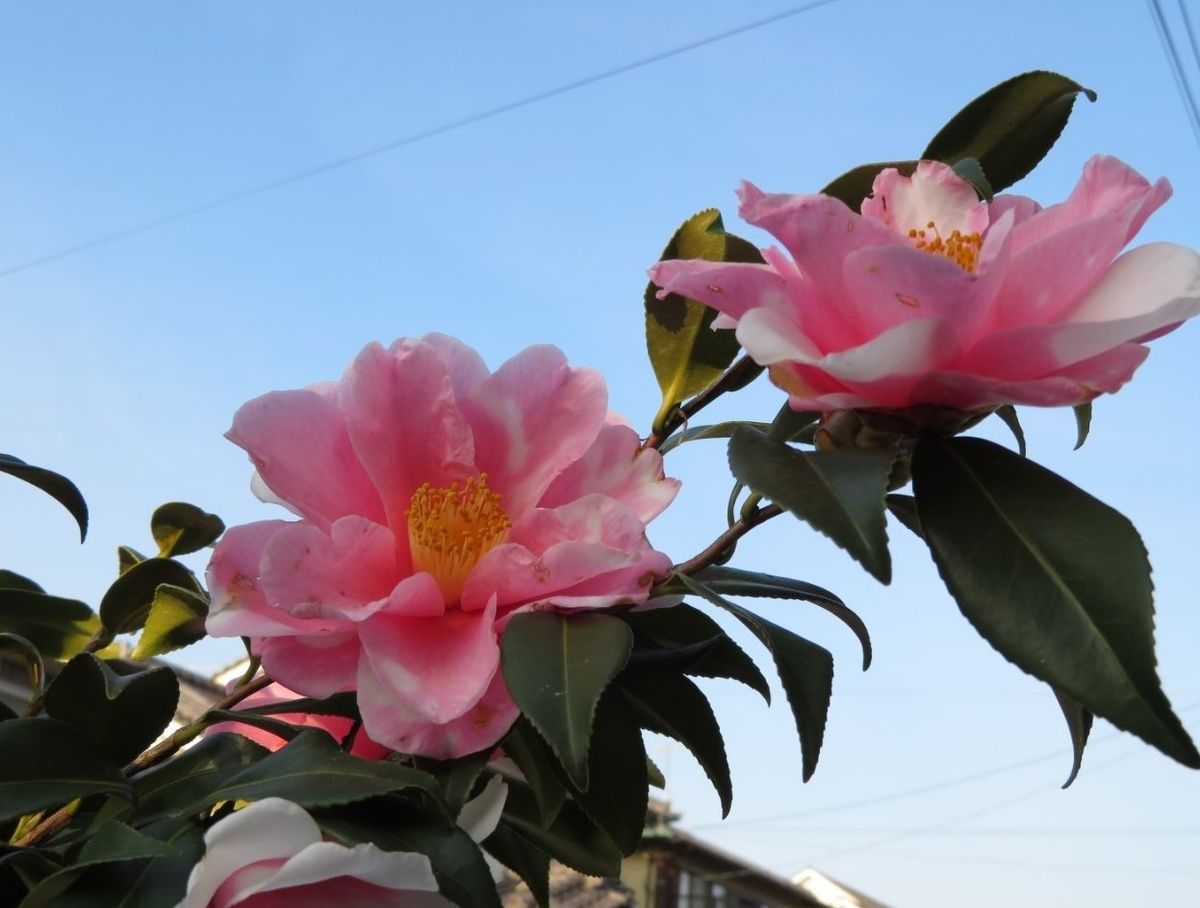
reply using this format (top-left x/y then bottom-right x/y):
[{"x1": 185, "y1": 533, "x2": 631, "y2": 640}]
[
  {"x1": 648, "y1": 258, "x2": 792, "y2": 325},
  {"x1": 227, "y1": 388, "x2": 385, "y2": 530},
  {"x1": 361, "y1": 668, "x2": 518, "y2": 761},
  {"x1": 539, "y1": 423, "x2": 679, "y2": 523},
  {"x1": 256, "y1": 632, "x2": 362, "y2": 698},
  {"x1": 862, "y1": 160, "x2": 989, "y2": 238},
  {"x1": 414, "y1": 332, "x2": 491, "y2": 397},
  {"x1": 357, "y1": 597, "x2": 500, "y2": 732},
  {"x1": 459, "y1": 345, "x2": 608, "y2": 518}
]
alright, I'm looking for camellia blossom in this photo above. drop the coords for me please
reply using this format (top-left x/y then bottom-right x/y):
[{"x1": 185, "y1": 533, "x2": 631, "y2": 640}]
[
  {"x1": 649, "y1": 155, "x2": 1200, "y2": 412},
  {"x1": 206, "y1": 336, "x2": 678, "y2": 759},
  {"x1": 178, "y1": 777, "x2": 507, "y2": 907}
]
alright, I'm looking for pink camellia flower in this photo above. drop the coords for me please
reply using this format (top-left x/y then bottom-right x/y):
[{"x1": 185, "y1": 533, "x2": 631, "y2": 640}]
[
  {"x1": 178, "y1": 777, "x2": 507, "y2": 907},
  {"x1": 649, "y1": 156, "x2": 1200, "y2": 412},
  {"x1": 205, "y1": 682, "x2": 390, "y2": 759},
  {"x1": 206, "y1": 336, "x2": 678, "y2": 759}
]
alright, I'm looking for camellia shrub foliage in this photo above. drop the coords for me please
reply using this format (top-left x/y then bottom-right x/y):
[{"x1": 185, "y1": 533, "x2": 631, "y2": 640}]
[{"x1": 1, "y1": 71, "x2": 1198, "y2": 907}]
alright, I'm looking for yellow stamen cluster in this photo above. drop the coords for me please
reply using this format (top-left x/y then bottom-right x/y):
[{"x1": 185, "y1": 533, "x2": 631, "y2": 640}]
[
  {"x1": 908, "y1": 220, "x2": 983, "y2": 273},
  {"x1": 407, "y1": 474, "x2": 511, "y2": 604}
]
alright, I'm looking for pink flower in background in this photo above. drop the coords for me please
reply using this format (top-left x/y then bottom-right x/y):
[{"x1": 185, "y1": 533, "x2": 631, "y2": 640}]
[
  {"x1": 205, "y1": 682, "x2": 389, "y2": 759},
  {"x1": 650, "y1": 156, "x2": 1200, "y2": 413},
  {"x1": 206, "y1": 336, "x2": 678, "y2": 759}
]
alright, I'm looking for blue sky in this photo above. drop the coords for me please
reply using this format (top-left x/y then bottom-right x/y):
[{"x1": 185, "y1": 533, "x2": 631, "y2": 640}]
[{"x1": 2, "y1": 2, "x2": 1199, "y2": 905}]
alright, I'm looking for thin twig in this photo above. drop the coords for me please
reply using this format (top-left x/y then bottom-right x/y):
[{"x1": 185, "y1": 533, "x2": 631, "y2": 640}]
[
  {"x1": 644, "y1": 355, "x2": 762, "y2": 450},
  {"x1": 673, "y1": 503, "x2": 783, "y2": 576}
]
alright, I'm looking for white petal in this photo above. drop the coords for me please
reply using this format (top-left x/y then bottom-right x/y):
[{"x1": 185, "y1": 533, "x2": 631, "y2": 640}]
[
  {"x1": 456, "y1": 775, "x2": 508, "y2": 843},
  {"x1": 250, "y1": 471, "x2": 302, "y2": 517},
  {"x1": 248, "y1": 841, "x2": 439, "y2": 895}
]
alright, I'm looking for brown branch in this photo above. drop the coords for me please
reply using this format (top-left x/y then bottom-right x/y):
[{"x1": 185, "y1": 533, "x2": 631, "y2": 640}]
[
  {"x1": 644, "y1": 355, "x2": 762, "y2": 450},
  {"x1": 672, "y1": 503, "x2": 783, "y2": 577}
]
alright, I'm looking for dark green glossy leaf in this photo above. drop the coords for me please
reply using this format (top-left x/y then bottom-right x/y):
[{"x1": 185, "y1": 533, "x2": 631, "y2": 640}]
[
  {"x1": 1073, "y1": 401, "x2": 1093, "y2": 450},
  {"x1": 769, "y1": 404, "x2": 821, "y2": 443},
  {"x1": 415, "y1": 748, "x2": 492, "y2": 816},
  {"x1": 950, "y1": 156, "x2": 993, "y2": 201},
  {"x1": 242, "y1": 690, "x2": 360, "y2": 720},
  {"x1": 500, "y1": 782, "x2": 623, "y2": 878},
  {"x1": 76, "y1": 820, "x2": 180, "y2": 866},
  {"x1": 0, "y1": 589, "x2": 100, "y2": 660},
  {"x1": 202, "y1": 709, "x2": 303, "y2": 745},
  {"x1": 317, "y1": 802, "x2": 500, "y2": 908},
  {"x1": 130, "y1": 584, "x2": 209, "y2": 660},
  {"x1": 692, "y1": 566, "x2": 870, "y2": 670},
  {"x1": 499, "y1": 718, "x2": 567, "y2": 826},
  {"x1": 500, "y1": 612, "x2": 633, "y2": 790},
  {"x1": 922, "y1": 70, "x2": 1096, "y2": 192},
  {"x1": 44, "y1": 655, "x2": 179, "y2": 765},
  {"x1": 563, "y1": 692, "x2": 647, "y2": 854},
  {"x1": 0, "y1": 454, "x2": 87, "y2": 542},
  {"x1": 150, "y1": 502, "x2": 225, "y2": 558},
  {"x1": 912, "y1": 437, "x2": 1199, "y2": 768},
  {"x1": 623, "y1": 604, "x2": 770, "y2": 702},
  {"x1": 131, "y1": 733, "x2": 269, "y2": 823},
  {"x1": 645, "y1": 209, "x2": 762, "y2": 434},
  {"x1": 728, "y1": 427, "x2": 895, "y2": 583},
  {"x1": 620, "y1": 669, "x2": 732, "y2": 816},
  {"x1": 994, "y1": 405, "x2": 1027, "y2": 457},
  {"x1": 821, "y1": 161, "x2": 916, "y2": 209},
  {"x1": 1053, "y1": 687, "x2": 1093, "y2": 789},
  {"x1": 99, "y1": 558, "x2": 200, "y2": 636},
  {"x1": 885, "y1": 493, "x2": 923, "y2": 539},
  {"x1": 0, "y1": 632, "x2": 45, "y2": 697},
  {"x1": 484, "y1": 822, "x2": 550, "y2": 908},
  {"x1": 0, "y1": 719, "x2": 130, "y2": 822},
  {"x1": 678, "y1": 574, "x2": 834, "y2": 782},
  {"x1": 186, "y1": 729, "x2": 442, "y2": 814},
  {"x1": 0, "y1": 571, "x2": 44, "y2": 593}
]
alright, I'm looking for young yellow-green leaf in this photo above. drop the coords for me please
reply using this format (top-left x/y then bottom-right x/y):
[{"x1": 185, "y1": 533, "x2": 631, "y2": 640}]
[
  {"x1": 99, "y1": 557, "x2": 201, "y2": 635},
  {"x1": 645, "y1": 209, "x2": 763, "y2": 434},
  {"x1": 500, "y1": 612, "x2": 633, "y2": 791},
  {"x1": 150, "y1": 502, "x2": 225, "y2": 557},
  {"x1": 0, "y1": 589, "x2": 101, "y2": 661},
  {"x1": 728, "y1": 427, "x2": 895, "y2": 583},
  {"x1": 912, "y1": 437, "x2": 1199, "y2": 768},
  {"x1": 0, "y1": 453, "x2": 88, "y2": 542},
  {"x1": 116, "y1": 547, "x2": 146, "y2": 577},
  {"x1": 130, "y1": 584, "x2": 209, "y2": 660},
  {"x1": 922, "y1": 71, "x2": 1096, "y2": 193},
  {"x1": 44, "y1": 654, "x2": 180, "y2": 765}
]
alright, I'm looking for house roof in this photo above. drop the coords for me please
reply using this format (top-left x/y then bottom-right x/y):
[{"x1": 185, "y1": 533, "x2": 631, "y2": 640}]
[
  {"x1": 791, "y1": 869, "x2": 895, "y2": 908},
  {"x1": 498, "y1": 862, "x2": 635, "y2": 908}
]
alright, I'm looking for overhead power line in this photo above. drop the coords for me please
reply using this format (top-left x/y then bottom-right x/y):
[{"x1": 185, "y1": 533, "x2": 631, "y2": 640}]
[
  {"x1": 0, "y1": 0, "x2": 841, "y2": 280},
  {"x1": 1147, "y1": 0, "x2": 1200, "y2": 149}
]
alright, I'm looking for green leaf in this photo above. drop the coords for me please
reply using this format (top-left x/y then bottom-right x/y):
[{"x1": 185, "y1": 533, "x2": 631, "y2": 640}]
[
  {"x1": 768, "y1": 404, "x2": 821, "y2": 443},
  {"x1": 131, "y1": 733, "x2": 269, "y2": 823},
  {"x1": 44, "y1": 655, "x2": 179, "y2": 766},
  {"x1": 994, "y1": 405, "x2": 1027, "y2": 457},
  {"x1": 130, "y1": 585, "x2": 209, "y2": 660},
  {"x1": 691, "y1": 566, "x2": 870, "y2": 671},
  {"x1": 646, "y1": 756, "x2": 666, "y2": 790},
  {"x1": 202, "y1": 709, "x2": 304, "y2": 745},
  {"x1": 821, "y1": 161, "x2": 916, "y2": 209},
  {"x1": 484, "y1": 822, "x2": 550, "y2": 908},
  {"x1": 0, "y1": 454, "x2": 88, "y2": 542},
  {"x1": 677, "y1": 574, "x2": 834, "y2": 782},
  {"x1": 241, "y1": 690, "x2": 360, "y2": 720},
  {"x1": 620, "y1": 669, "x2": 732, "y2": 816},
  {"x1": 150, "y1": 502, "x2": 225, "y2": 558},
  {"x1": 415, "y1": 748, "x2": 493, "y2": 816},
  {"x1": 316, "y1": 803, "x2": 500, "y2": 908},
  {"x1": 562, "y1": 692, "x2": 647, "y2": 854},
  {"x1": 185, "y1": 729, "x2": 442, "y2": 815},
  {"x1": 623, "y1": 604, "x2": 770, "y2": 701},
  {"x1": 99, "y1": 558, "x2": 200, "y2": 636},
  {"x1": 0, "y1": 589, "x2": 101, "y2": 661},
  {"x1": 0, "y1": 719, "x2": 131, "y2": 822},
  {"x1": 500, "y1": 612, "x2": 633, "y2": 790},
  {"x1": 645, "y1": 209, "x2": 763, "y2": 434},
  {"x1": 0, "y1": 571, "x2": 44, "y2": 593},
  {"x1": 912, "y1": 437, "x2": 1200, "y2": 767},
  {"x1": 0, "y1": 632, "x2": 45, "y2": 698},
  {"x1": 728, "y1": 427, "x2": 895, "y2": 583},
  {"x1": 885, "y1": 493, "x2": 923, "y2": 539},
  {"x1": 500, "y1": 782, "x2": 623, "y2": 878},
  {"x1": 1052, "y1": 687, "x2": 1093, "y2": 789},
  {"x1": 499, "y1": 718, "x2": 567, "y2": 826},
  {"x1": 1073, "y1": 401, "x2": 1093, "y2": 450},
  {"x1": 658, "y1": 420, "x2": 772, "y2": 455},
  {"x1": 950, "y1": 156, "x2": 993, "y2": 201},
  {"x1": 922, "y1": 70, "x2": 1096, "y2": 193},
  {"x1": 116, "y1": 547, "x2": 145, "y2": 577},
  {"x1": 76, "y1": 820, "x2": 180, "y2": 866}
]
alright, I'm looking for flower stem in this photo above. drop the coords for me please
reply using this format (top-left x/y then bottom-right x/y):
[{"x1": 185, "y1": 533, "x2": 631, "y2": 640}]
[
  {"x1": 672, "y1": 503, "x2": 783, "y2": 576},
  {"x1": 644, "y1": 355, "x2": 762, "y2": 450}
]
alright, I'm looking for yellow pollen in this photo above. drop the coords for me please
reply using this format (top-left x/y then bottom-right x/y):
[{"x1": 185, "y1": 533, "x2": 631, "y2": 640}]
[
  {"x1": 407, "y1": 474, "x2": 511, "y2": 604},
  {"x1": 908, "y1": 221, "x2": 983, "y2": 273}
]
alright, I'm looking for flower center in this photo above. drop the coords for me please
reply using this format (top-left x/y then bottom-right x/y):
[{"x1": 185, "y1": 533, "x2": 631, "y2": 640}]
[
  {"x1": 907, "y1": 221, "x2": 983, "y2": 273},
  {"x1": 407, "y1": 474, "x2": 511, "y2": 604}
]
